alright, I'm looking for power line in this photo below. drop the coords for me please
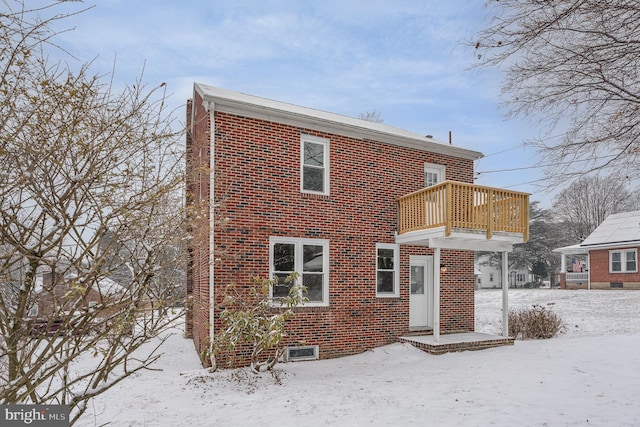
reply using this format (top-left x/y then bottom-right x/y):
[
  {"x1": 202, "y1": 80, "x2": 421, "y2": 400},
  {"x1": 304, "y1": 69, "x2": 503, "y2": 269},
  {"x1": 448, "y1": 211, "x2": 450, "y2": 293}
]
[
  {"x1": 482, "y1": 143, "x2": 528, "y2": 158},
  {"x1": 475, "y1": 154, "x2": 618, "y2": 176},
  {"x1": 481, "y1": 133, "x2": 566, "y2": 158}
]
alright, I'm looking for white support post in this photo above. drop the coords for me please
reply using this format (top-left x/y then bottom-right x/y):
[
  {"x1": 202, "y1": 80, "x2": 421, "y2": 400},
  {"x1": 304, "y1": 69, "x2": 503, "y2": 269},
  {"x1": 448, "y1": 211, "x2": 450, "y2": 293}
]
[
  {"x1": 587, "y1": 254, "x2": 591, "y2": 290},
  {"x1": 502, "y1": 251, "x2": 509, "y2": 337},
  {"x1": 434, "y1": 247, "x2": 441, "y2": 343}
]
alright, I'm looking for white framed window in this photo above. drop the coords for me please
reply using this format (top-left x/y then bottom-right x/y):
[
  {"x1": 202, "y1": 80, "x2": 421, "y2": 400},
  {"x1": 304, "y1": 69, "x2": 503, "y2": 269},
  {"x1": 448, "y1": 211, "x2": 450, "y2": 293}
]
[
  {"x1": 270, "y1": 237, "x2": 329, "y2": 306},
  {"x1": 301, "y1": 134, "x2": 329, "y2": 195},
  {"x1": 610, "y1": 249, "x2": 637, "y2": 273},
  {"x1": 424, "y1": 163, "x2": 445, "y2": 187},
  {"x1": 376, "y1": 243, "x2": 399, "y2": 297}
]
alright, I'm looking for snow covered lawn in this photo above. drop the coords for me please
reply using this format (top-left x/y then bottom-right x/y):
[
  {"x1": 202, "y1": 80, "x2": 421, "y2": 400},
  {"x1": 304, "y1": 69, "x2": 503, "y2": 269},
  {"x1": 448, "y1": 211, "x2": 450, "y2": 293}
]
[{"x1": 77, "y1": 289, "x2": 640, "y2": 426}]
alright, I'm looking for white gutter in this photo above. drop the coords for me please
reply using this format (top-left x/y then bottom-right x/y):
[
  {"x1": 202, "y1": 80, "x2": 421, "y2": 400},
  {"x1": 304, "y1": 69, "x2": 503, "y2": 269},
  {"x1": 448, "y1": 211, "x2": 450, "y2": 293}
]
[
  {"x1": 194, "y1": 83, "x2": 483, "y2": 162},
  {"x1": 208, "y1": 100, "x2": 216, "y2": 365}
]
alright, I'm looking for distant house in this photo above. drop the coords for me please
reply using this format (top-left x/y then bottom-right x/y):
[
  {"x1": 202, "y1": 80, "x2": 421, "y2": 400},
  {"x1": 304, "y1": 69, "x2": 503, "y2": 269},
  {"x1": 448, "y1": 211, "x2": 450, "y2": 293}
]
[
  {"x1": 185, "y1": 84, "x2": 530, "y2": 366},
  {"x1": 475, "y1": 254, "x2": 533, "y2": 289},
  {"x1": 32, "y1": 269, "x2": 125, "y2": 318},
  {"x1": 554, "y1": 210, "x2": 640, "y2": 289}
]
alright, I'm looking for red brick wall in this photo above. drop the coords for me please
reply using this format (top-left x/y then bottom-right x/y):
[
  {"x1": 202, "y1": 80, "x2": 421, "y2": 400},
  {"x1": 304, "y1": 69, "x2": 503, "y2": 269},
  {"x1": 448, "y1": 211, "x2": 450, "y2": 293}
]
[
  {"x1": 185, "y1": 90, "x2": 214, "y2": 359},
  {"x1": 187, "y1": 99, "x2": 476, "y2": 367},
  {"x1": 588, "y1": 248, "x2": 640, "y2": 289}
]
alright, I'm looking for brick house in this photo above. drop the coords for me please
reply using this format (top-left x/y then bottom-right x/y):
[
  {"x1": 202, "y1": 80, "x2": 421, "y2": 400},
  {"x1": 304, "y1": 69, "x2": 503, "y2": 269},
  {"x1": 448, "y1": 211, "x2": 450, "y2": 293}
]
[
  {"x1": 185, "y1": 84, "x2": 529, "y2": 366},
  {"x1": 555, "y1": 210, "x2": 640, "y2": 289}
]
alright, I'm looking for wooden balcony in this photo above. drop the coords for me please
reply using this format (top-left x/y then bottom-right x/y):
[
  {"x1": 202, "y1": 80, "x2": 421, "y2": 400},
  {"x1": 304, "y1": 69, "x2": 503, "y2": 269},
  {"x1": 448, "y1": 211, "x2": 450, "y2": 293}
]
[{"x1": 396, "y1": 181, "x2": 529, "y2": 251}]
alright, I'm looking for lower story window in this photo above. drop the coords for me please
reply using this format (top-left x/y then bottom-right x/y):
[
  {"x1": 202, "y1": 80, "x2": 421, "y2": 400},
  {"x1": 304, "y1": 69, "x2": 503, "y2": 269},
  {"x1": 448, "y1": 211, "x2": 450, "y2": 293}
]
[
  {"x1": 610, "y1": 249, "x2": 637, "y2": 273},
  {"x1": 376, "y1": 243, "x2": 399, "y2": 297},
  {"x1": 270, "y1": 237, "x2": 329, "y2": 306}
]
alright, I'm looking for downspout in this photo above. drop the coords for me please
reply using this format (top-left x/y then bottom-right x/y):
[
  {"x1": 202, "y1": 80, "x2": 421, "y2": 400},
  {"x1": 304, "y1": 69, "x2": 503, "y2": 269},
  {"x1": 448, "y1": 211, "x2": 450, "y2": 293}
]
[{"x1": 208, "y1": 100, "x2": 216, "y2": 367}]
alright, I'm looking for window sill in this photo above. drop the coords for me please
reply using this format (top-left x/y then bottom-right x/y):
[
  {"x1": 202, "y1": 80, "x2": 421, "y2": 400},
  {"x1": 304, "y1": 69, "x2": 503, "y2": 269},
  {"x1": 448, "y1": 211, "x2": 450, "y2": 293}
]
[
  {"x1": 270, "y1": 302, "x2": 329, "y2": 311},
  {"x1": 301, "y1": 192, "x2": 330, "y2": 201}
]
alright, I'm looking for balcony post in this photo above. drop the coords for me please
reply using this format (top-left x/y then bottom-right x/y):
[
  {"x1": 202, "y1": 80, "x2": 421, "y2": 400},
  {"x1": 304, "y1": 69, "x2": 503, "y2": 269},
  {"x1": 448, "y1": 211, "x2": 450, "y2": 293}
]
[
  {"x1": 433, "y1": 247, "x2": 441, "y2": 342},
  {"x1": 486, "y1": 188, "x2": 494, "y2": 239},
  {"x1": 444, "y1": 182, "x2": 452, "y2": 237},
  {"x1": 502, "y1": 251, "x2": 509, "y2": 337},
  {"x1": 523, "y1": 195, "x2": 530, "y2": 241}
]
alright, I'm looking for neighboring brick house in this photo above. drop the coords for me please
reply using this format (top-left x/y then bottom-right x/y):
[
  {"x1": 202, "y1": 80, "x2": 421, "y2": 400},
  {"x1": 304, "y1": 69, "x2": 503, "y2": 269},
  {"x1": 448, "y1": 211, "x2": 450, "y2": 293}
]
[
  {"x1": 555, "y1": 210, "x2": 640, "y2": 289},
  {"x1": 185, "y1": 84, "x2": 529, "y2": 367},
  {"x1": 32, "y1": 269, "x2": 125, "y2": 317}
]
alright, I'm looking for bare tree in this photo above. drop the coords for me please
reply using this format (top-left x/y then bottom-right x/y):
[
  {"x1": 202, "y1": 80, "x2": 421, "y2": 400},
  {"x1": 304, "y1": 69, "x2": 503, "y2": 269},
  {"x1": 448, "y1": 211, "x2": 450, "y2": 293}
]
[
  {"x1": 552, "y1": 175, "x2": 640, "y2": 241},
  {"x1": 479, "y1": 201, "x2": 572, "y2": 280},
  {"x1": 0, "y1": 2, "x2": 184, "y2": 424},
  {"x1": 472, "y1": 1, "x2": 640, "y2": 184},
  {"x1": 358, "y1": 109, "x2": 384, "y2": 123}
]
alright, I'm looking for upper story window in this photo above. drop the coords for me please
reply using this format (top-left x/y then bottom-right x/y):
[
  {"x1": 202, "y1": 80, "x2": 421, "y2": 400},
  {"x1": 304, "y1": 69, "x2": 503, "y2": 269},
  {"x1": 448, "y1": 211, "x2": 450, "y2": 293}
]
[
  {"x1": 270, "y1": 237, "x2": 329, "y2": 306},
  {"x1": 424, "y1": 163, "x2": 445, "y2": 187},
  {"x1": 376, "y1": 243, "x2": 399, "y2": 297},
  {"x1": 301, "y1": 135, "x2": 330, "y2": 195},
  {"x1": 610, "y1": 249, "x2": 637, "y2": 273}
]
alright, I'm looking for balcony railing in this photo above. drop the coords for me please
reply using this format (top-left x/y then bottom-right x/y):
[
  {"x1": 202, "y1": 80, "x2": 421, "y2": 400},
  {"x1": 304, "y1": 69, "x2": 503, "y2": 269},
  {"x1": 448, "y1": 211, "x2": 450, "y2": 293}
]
[{"x1": 397, "y1": 181, "x2": 529, "y2": 241}]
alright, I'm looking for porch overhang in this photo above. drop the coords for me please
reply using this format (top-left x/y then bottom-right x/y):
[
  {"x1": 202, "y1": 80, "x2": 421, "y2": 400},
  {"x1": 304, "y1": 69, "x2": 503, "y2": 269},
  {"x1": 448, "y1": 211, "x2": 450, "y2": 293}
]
[{"x1": 395, "y1": 226, "x2": 521, "y2": 252}]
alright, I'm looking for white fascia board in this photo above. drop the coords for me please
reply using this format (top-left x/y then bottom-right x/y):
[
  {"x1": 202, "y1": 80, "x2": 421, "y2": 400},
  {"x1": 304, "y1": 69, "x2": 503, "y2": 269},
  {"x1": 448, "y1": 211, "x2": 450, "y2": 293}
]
[
  {"x1": 195, "y1": 83, "x2": 483, "y2": 161},
  {"x1": 553, "y1": 244, "x2": 589, "y2": 254},
  {"x1": 579, "y1": 241, "x2": 640, "y2": 251},
  {"x1": 428, "y1": 237, "x2": 514, "y2": 252}
]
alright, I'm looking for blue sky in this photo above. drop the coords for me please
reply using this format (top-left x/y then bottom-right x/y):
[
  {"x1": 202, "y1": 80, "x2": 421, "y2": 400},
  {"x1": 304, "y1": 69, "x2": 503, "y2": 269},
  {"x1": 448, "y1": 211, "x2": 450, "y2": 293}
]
[{"x1": 43, "y1": 0, "x2": 554, "y2": 205}]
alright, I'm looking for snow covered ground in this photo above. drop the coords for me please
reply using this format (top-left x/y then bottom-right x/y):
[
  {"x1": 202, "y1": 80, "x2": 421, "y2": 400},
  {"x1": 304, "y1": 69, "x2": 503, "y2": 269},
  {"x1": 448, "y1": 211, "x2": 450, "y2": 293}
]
[{"x1": 77, "y1": 289, "x2": 640, "y2": 426}]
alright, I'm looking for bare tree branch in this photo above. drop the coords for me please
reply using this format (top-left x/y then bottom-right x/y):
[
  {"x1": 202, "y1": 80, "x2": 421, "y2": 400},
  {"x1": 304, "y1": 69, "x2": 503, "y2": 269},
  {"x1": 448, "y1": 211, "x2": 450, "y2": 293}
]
[
  {"x1": 471, "y1": 0, "x2": 640, "y2": 185},
  {"x1": 0, "y1": 1, "x2": 186, "y2": 424}
]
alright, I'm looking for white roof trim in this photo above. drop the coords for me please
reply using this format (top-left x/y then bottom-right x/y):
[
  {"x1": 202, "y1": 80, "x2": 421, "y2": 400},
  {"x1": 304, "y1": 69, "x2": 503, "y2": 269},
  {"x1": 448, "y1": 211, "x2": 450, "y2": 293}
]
[
  {"x1": 194, "y1": 83, "x2": 484, "y2": 161},
  {"x1": 553, "y1": 244, "x2": 590, "y2": 254},
  {"x1": 579, "y1": 242, "x2": 640, "y2": 250}
]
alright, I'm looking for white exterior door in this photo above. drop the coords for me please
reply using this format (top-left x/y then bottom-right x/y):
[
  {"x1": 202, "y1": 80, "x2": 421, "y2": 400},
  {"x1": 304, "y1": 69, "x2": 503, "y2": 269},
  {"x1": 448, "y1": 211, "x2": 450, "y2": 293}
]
[{"x1": 409, "y1": 255, "x2": 433, "y2": 330}]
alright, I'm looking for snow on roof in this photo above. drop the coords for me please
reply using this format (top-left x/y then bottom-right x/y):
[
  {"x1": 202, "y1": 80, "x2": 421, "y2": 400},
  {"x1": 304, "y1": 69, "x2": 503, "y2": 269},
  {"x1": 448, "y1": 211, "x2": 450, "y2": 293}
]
[
  {"x1": 580, "y1": 210, "x2": 640, "y2": 248},
  {"x1": 94, "y1": 276, "x2": 125, "y2": 295},
  {"x1": 194, "y1": 83, "x2": 484, "y2": 161}
]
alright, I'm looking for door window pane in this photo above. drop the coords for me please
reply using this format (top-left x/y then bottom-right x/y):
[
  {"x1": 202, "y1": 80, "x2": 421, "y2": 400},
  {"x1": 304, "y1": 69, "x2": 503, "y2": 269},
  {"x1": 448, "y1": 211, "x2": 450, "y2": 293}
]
[{"x1": 411, "y1": 266, "x2": 424, "y2": 295}]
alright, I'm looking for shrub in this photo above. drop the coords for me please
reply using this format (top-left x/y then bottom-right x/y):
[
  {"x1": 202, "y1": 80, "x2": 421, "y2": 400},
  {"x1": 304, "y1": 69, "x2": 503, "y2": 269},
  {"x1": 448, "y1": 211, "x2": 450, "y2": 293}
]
[
  {"x1": 508, "y1": 304, "x2": 565, "y2": 339},
  {"x1": 213, "y1": 273, "x2": 307, "y2": 373}
]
